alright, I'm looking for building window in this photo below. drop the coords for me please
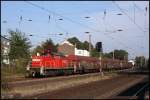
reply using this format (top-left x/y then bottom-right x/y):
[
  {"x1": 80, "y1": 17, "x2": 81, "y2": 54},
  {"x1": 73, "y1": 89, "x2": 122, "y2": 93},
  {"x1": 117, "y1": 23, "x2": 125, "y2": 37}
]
[{"x1": 78, "y1": 51, "x2": 82, "y2": 54}]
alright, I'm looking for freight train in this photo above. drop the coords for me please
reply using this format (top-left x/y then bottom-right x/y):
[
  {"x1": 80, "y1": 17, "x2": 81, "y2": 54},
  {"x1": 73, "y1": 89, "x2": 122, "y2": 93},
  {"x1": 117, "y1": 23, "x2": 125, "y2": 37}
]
[{"x1": 26, "y1": 50, "x2": 133, "y2": 77}]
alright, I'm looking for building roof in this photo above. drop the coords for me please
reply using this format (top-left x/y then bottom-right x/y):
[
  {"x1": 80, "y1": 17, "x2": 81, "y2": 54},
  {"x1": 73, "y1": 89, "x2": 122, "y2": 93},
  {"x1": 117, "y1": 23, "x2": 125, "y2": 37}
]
[{"x1": 60, "y1": 40, "x2": 74, "y2": 46}]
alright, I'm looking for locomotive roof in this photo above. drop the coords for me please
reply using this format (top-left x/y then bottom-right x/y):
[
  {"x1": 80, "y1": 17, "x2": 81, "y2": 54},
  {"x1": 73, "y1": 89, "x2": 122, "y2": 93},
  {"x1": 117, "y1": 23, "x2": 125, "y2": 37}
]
[{"x1": 67, "y1": 55, "x2": 99, "y2": 62}]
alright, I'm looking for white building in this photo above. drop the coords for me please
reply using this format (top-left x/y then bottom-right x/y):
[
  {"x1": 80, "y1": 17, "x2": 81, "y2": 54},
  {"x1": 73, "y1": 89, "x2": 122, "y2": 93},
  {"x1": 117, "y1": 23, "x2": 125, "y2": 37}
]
[
  {"x1": 128, "y1": 59, "x2": 135, "y2": 66},
  {"x1": 75, "y1": 48, "x2": 89, "y2": 56},
  {"x1": 1, "y1": 35, "x2": 10, "y2": 65},
  {"x1": 58, "y1": 40, "x2": 90, "y2": 57}
]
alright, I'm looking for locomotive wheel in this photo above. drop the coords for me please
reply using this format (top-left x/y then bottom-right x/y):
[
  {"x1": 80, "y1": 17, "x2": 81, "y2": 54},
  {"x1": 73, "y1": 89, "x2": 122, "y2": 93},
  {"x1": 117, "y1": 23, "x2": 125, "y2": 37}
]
[
  {"x1": 32, "y1": 72, "x2": 40, "y2": 77},
  {"x1": 32, "y1": 72, "x2": 36, "y2": 77},
  {"x1": 81, "y1": 67, "x2": 85, "y2": 74}
]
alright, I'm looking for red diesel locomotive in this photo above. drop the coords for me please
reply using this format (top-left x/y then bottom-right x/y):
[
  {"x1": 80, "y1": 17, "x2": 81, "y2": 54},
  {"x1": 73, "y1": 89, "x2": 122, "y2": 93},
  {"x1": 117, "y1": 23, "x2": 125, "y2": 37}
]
[
  {"x1": 26, "y1": 49, "x2": 101, "y2": 77},
  {"x1": 26, "y1": 50, "x2": 133, "y2": 77}
]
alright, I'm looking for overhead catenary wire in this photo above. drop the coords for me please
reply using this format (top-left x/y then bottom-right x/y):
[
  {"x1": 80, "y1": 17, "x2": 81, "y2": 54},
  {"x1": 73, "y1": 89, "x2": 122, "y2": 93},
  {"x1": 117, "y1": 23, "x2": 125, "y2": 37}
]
[
  {"x1": 24, "y1": 1, "x2": 144, "y2": 58},
  {"x1": 134, "y1": 3, "x2": 146, "y2": 12},
  {"x1": 133, "y1": 2, "x2": 135, "y2": 24},
  {"x1": 48, "y1": 15, "x2": 51, "y2": 23},
  {"x1": 112, "y1": 1, "x2": 146, "y2": 34},
  {"x1": 53, "y1": 15, "x2": 71, "y2": 40},
  {"x1": 111, "y1": 2, "x2": 148, "y2": 56},
  {"x1": 54, "y1": 15, "x2": 68, "y2": 34},
  {"x1": 24, "y1": 1, "x2": 134, "y2": 37},
  {"x1": 25, "y1": 1, "x2": 138, "y2": 56},
  {"x1": 24, "y1": 1, "x2": 104, "y2": 33},
  {"x1": 102, "y1": 11, "x2": 142, "y2": 49},
  {"x1": 101, "y1": 8, "x2": 138, "y2": 56},
  {"x1": 102, "y1": 9, "x2": 118, "y2": 34}
]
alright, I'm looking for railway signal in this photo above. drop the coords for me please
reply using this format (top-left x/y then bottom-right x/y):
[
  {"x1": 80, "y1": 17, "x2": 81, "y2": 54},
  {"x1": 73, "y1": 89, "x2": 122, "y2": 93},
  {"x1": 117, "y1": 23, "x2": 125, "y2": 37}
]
[{"x1": 96, "y1": 42, "x2": 103, "y2": 53}]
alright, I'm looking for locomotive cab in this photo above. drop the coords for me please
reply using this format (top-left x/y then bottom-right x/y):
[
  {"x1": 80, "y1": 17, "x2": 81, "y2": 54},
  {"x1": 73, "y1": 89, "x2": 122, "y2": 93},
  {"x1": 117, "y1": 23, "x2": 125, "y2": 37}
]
[{"x1": 26, "y1": 49, "x2": 69, "y2": 77}]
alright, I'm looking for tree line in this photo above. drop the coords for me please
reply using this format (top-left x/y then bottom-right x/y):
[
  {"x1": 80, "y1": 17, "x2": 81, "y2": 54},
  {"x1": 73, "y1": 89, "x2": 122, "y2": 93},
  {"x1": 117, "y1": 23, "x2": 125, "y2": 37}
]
[{"x1": 2, "y1": 29, "x2": 148, "y2": 68}]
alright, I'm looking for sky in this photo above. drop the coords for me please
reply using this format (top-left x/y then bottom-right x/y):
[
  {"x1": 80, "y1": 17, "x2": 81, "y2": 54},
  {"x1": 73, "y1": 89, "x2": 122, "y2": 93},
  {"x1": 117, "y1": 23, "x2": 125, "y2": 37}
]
[{"x1": 1, "y1": 1, "x2": 149, "y2": 59}]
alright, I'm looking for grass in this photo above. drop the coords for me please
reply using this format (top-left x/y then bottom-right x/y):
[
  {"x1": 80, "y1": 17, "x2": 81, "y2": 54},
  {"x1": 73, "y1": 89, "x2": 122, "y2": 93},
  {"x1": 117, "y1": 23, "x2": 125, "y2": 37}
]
[
  {"x1": 4, "y1": 73, "x2": 115, "y2": 97},
  {"x1": 1, "y1": 62, "x2": 27, "y2": 93},
  {"x1": 104, "y1": 69, "x2": 118, "y2": 75}
]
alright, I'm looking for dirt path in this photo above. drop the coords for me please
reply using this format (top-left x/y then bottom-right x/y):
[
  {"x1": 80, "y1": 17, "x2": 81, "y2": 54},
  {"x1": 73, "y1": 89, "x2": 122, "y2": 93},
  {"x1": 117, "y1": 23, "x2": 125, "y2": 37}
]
[{"x1": 2, "y1": 72, "x2": 116, "y2": 98}]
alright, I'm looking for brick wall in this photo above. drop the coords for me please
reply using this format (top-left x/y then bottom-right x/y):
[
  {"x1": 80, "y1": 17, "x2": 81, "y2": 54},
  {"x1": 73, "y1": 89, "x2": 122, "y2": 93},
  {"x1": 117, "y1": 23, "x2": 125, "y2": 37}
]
[{"x1": 58, "y1": 43, "x2": 75, "y2": 56}]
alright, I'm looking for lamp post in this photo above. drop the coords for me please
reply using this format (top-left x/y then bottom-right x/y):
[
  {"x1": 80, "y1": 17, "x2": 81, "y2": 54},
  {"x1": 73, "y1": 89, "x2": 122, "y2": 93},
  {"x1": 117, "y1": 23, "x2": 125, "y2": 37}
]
[
  {"x1": 84, "y1": 16, "x2": 92, "y2": 55},
  {"x1": 113, "y1": 50, "x2": 115, "y2": 60},
  {"x1": 85, "y1": 32, "x2": 91, "y2": 56}
]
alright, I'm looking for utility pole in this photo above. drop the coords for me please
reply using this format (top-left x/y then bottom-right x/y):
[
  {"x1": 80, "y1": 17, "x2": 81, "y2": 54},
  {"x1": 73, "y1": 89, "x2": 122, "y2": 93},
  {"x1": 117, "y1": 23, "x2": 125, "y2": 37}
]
[
  {"x1": 99, "y1": 51, "x2": 104, "y2": 76},
  {"x1": 85, "y1": 32, "x2": 91, "y2": 56},
  {"x1": 124, "y1": 55, "x2": 126, "y2": 61},
  {"x1": 144, "y1": 58, "x2": 145, "y2": 67},
  {"x1": 113, "y1": 50, "x2": 114, "y2": 60},
  {"x1": 99, "y1": 51, "x2": 102, "y2": 67},
  {"x1": 66, "y1": 32, "x2": 69, "y2": 40},
  {"x1": 89, "y1": 34, "x2": 91, "y2": 56},
  {"x1": 140, "y1": 57, "x2": 143, "y2": 67}
]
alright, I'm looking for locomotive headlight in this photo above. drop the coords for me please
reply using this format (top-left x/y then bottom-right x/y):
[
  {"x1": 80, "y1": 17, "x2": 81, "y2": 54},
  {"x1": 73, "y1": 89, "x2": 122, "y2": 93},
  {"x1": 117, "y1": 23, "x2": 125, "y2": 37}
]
[{"x1": 32, "y1": 59, "x2": 41, "y2": 61}]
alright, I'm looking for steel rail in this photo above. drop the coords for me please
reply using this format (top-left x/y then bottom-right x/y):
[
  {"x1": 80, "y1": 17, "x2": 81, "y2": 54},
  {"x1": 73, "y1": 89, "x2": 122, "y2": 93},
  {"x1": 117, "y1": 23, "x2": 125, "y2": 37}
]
[{"x1": 134, "y1": 83, "x2": 149, "y2": 96}]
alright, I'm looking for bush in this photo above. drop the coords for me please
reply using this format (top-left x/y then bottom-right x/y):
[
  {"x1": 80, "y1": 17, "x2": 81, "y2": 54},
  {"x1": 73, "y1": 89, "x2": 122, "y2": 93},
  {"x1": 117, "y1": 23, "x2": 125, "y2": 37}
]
[{"x1": 1, "y1": 58, "x2": 29, "y2": 76}]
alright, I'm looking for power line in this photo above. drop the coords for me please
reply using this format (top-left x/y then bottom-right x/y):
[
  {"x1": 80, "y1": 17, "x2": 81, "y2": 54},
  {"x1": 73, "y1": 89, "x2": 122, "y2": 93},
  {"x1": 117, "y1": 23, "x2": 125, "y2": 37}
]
[
  {"x1": 54, "y1": 18, "x2": 70, "y2": 40},
  {"x1": 54, "y1": 15, "x2": 68, "y2": 34},
  {"x1": 24, "y1": 1, "x2": 143, "y2": 58},
  {"x1": 24, "y1": 1, "x2": 104, "y2": 33},
  {"x1": 112, "y1": 1, "x2": 146, "y2": 34},
  {"x1": 133, "y1": 3, "x2": 146, "y2": 13},
  {"x1": 101, "y1": 8, "x2": 138, "y2": 56}
]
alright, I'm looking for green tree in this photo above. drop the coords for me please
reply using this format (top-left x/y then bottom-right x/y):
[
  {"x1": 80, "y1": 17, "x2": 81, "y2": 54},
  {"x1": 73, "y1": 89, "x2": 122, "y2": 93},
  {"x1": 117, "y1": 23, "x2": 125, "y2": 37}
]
[
  {"x1": 32, "y1": 45, "x2": 43, "y2": 55},
  {"x1": 32, "y1": 38, "x2": 57, "y2": 55},
  {"x1": 67, "y1": 37, "x2": 81, "y2": 48},
  {"x1": 135, "y1": 56, "x2": 147, "y2": 67},
  {"x1": 103, "y1": 53, "x2": 112, "y2": 59},
  {"x1": 82, "y1": 41, "x2": 91, "y2": 50},
  {"x1": 103, "y1": 49, "x2": 128, "y2": 60},
  {"x1": 7, "y1": 29, "x2": 31, "y2": 74},
  {"x1": 42, "y1": 38, "x2": 56, "y2": 52},
  {"x1": 113, "y1": 50, "x2": 128, "y2": 60},
  {"x1": 9, "y1": 29, "x2": 31, "y2": 60},
  {"x1": 67, "y1": 37, "x2": 93, "y2": 50},
  {"x1": 91, "y1": 48, "x2": 100, "y2": 58}
]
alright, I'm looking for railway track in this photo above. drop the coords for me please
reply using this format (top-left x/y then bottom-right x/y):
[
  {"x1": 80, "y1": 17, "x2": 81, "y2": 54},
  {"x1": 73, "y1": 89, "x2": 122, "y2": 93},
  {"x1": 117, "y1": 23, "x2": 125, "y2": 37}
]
[
  {"x1": 111, "y1": 77, "x2": 149, "y2": 99},
  {"x1": 1, "y1": 72, "x2": 118, "y2": 99},
  {"x1": 6, "y1": 67, "x2": 132, "y2": 83},
  {"x1": 2, "y1": 68, "x2": 148, "y2": 99},
  {"x1": 7, "y1": 72, "x2": 105, "y2": 87},
  {"x1": 5, "y1": 68, "x2": 145, "y2": 89},
  {"x1": 2, "y1": 73, "x2": 147, "y2": 99},
  {"x1": 24, "y1": 74, "x2": 147, "y2": 99},
  {"x1": 2, "y1": 67, "x2": 127, "y2": 83}
]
